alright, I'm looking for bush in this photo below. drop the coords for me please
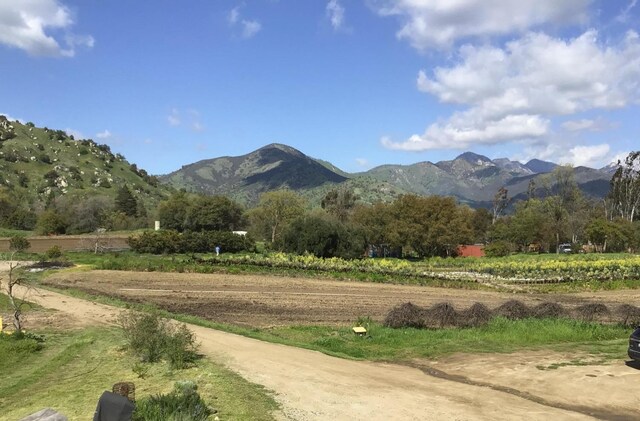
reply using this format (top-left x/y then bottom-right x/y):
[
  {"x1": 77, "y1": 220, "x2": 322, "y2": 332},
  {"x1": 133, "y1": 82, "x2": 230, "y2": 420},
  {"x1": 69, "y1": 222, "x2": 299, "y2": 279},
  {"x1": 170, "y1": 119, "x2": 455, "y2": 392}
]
[
  {"x1": 281, "y1": 215, "x2": 365, "y2": 259},
  {"x1": 118, "y1": 311, "x2": 199, "y2": 369},
  {"x1": 127, "y1": 230, "x2": 255, "y2": 254},
  {"x1": 132, "y1": 381, "x2": 213, "y2": 421},
  {"x1": 484, "y1": 240, "x2": 513, "y2": 257},
  {"x1": 9, "y1": 235, "x2": 30, "y2": 252},
  {"x1": 383, "y1": 302, "x2": 424, "y2": 328},
  {"x1": 494, "y1": 300, "x2": 530, "y2": 320},
  {"x1": 45, "y1": 245, "x2": 63, "y2": 260}
]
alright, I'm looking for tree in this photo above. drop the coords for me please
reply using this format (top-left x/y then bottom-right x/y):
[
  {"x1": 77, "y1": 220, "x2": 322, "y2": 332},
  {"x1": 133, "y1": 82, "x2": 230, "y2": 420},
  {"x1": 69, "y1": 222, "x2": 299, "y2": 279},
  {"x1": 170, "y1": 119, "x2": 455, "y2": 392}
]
[
  {"x1": 2, "y1": 236, "x2": 31, "y2": 331},
  {"x1": 184, "y1": 195, "x2": 244, "y2": 232},
  {"x1": 321, "y1": 188, "x2": 357, "y2": 222},
  {"x1": 248, "y1": 190, "x2": 306, "y2": 244},
  {"x1": 388, "y1": 195, "x2": 473, "y2": 258},
  {"x1": 491, "y1": 187, "x2": 509, "y2": 224},
  {"x1": 607, "y1": 151, "x2": 640, "y2": 222},
  {"x1": 281, "y1": 213, "x2": 365, "y2": 258},
  {"x1": 115, "y1": 185, "x2": 138, "y2": 217},
  {"x1": 158, "y1": 191, "x2": 191, "y2": 231},
  {"x1": 36, "y1": 209, "x2": 67, "y2": 235}
]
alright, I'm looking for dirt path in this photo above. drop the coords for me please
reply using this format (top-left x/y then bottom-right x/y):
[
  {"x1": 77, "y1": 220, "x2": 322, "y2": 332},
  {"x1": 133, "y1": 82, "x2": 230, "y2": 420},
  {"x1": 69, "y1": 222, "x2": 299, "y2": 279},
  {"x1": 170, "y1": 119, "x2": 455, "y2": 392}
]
[{"x1": 5, "y1": 266, "x2": 640, "y2": 420}]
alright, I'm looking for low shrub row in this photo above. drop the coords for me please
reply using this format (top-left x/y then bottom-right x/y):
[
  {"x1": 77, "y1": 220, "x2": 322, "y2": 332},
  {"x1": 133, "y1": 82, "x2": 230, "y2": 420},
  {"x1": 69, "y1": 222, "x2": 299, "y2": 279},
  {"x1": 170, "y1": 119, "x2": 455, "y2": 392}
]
[
  {"x1": 384, "y1": 300, "x2": 640, "y2": 329},
  {"x1": 127, "y1": 230, "x2": 255, "y2": 254}
]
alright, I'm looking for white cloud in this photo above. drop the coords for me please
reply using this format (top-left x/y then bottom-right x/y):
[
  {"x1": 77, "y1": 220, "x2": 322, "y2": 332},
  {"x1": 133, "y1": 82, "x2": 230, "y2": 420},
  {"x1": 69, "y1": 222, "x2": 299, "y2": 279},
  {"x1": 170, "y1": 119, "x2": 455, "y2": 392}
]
[
  {"x1": 227, "y1": 7, "x2": 261, "y2": 39},
  {"x1": 95, "y1": 129, "x2": 112, "y2": 139},
  {"x1": 65, "y1": 127, "x2": 84, "y2": 139},
  {"x1": 385, "y1": 30, "x2": 640, "y2": 152},
  {"x1": 228, "y1": 7, "x2": 240, "y2": 25},
  {"x1": 563, "y1": 144, "x2": 611, "y2": 167},
  {"x1": 0, "y1": 0, "x2": 94, "y2": 57},
  {"x1": 326, "y1": 0, "x2": 345, "y2": 30},
  {"x1": 167, "y1": 108, "x2": 181, "y2": 126},
  {"x1": 617, "y1": 0, "x2": 638, "y2": 23},
  {"x1": 355, "y1": 158, "x2": 369, "y2": 167},
  {"x1": 371, "y1": 0, "x2": 591, "y2": 50},
  {"x1": 561, "y1": 118, "x2": 611, "y2": 132},
  {"x1": 241, "y1": 20, "x2": 262, "y2": 39}
]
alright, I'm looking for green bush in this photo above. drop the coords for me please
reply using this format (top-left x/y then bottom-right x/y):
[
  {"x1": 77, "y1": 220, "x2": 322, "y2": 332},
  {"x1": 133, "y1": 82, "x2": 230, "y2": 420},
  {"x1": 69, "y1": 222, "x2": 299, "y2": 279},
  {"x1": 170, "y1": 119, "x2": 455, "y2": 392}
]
[
  {"x1": 127, "y1": 230, "x2": 255, "y2": 254},
  {"x1": 133, "y1": 381, "x2": 212, "y2": 421},
  {"x1": 45, "y1": 245, "x2": 63, "y2": 260},
  {"x1": 9, "y1": 235, "x2": 30, "y2": 252},
  {"x1": 281, "y1": 215, "x2": 365, "y2": 259},
  {"x1": 484, "y1": 240, "x2": 513, "y2": 257},
  {"x1": 118, "y1": 311, "x2": 199, "y2": 369}
]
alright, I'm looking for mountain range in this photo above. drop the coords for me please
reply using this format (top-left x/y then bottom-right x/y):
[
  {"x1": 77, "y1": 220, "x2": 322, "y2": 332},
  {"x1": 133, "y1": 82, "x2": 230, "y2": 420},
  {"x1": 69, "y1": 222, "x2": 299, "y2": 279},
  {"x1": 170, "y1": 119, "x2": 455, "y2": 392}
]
[{"x1": 162, "y1": 143, "x2": 614, "y2": 207}]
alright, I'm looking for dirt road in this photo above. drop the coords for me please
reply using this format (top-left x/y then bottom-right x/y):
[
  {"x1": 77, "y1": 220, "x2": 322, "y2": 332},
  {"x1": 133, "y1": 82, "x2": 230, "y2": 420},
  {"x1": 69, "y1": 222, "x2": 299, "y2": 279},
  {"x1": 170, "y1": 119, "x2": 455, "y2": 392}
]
[{"x1": 5, "y1": 266, "x2": 640, "y2": 420}]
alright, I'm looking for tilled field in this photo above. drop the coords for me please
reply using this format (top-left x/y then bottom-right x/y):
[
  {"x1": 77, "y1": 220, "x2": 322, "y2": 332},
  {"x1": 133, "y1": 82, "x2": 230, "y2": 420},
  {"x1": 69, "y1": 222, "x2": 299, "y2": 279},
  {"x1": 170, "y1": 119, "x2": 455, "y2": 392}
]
[{"x1": 43, "y1": 270, "x2": 640, "y2": 327}]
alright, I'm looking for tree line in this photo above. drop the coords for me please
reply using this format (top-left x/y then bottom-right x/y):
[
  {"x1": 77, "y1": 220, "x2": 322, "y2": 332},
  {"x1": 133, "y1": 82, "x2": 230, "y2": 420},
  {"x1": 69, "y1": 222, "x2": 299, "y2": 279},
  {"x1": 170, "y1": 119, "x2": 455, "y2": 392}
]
[{"x1": 2, "y1": 151, "x2": 638, "y2": 258}]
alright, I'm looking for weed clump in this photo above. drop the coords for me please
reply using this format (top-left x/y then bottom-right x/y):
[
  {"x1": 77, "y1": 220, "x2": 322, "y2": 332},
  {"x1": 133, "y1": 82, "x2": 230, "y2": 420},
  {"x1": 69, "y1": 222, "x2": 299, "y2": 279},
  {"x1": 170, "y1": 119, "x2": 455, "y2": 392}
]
[
  {"x1": 460, "y1": 302, "x2": 492, "y2": 327},
  {"x1": 532, "y1": 302, "x2": 567, "y2": 319},
  {"x1": 575, "y1": 303, "x2": 610, "y2": 322},
  {"x1": 494, "y1": 300, "x2": 530, "y2": 320},
  {"x1": 383, "y1": 302, "x2": 424, "y2": 329}
]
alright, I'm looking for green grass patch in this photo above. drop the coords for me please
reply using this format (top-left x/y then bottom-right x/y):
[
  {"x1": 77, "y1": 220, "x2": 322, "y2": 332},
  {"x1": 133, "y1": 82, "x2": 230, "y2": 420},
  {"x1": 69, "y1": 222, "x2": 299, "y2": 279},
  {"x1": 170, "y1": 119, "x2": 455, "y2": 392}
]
[{"x1": 0, "y1": 327, "x2": 278, "y2": 421}]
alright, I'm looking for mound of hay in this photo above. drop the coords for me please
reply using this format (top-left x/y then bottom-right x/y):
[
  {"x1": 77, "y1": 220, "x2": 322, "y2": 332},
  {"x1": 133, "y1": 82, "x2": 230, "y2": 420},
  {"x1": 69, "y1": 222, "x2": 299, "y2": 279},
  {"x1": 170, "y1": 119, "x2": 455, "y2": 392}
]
[
  {"x1": 532, "y1": 302, "x2": 567, "y2": 319},
  {"x1": 575, "y1": 303, "x2": 610, "y2": 322},
  {"x1": 494, "y1": 300, "x2": 530, "y2": 320},
  {"x1": 460, "y1": 302, "x2": 492, "y2": 327},
  {"x1": 615, "y1": 304, "x2": 640, "y2": 326},
  {"x1": 383, "y1": 302, "x2": 424, "y2": 329},
  {"x1": 424, "y1": 302, "x2": 458, "y2": 328}
]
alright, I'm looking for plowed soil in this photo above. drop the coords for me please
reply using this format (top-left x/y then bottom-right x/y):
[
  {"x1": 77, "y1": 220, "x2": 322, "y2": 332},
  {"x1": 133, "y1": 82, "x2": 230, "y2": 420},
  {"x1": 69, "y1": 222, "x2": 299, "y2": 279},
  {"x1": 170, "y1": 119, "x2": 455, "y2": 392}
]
[{"x1": 44, "y1": 270, "x2": 640, "y2": 327}]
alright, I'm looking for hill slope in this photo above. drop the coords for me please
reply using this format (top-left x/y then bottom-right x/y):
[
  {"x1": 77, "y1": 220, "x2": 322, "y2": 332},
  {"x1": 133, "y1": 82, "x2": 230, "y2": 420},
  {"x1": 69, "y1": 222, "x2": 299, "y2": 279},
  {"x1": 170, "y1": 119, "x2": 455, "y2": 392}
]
[{"x1": 0, "y1": 116, "x2": 170, "y2": 209}]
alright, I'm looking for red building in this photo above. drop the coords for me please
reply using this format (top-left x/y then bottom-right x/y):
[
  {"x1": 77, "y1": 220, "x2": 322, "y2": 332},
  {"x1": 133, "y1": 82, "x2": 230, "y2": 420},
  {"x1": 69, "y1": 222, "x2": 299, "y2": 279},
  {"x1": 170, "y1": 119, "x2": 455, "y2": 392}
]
[{"x1": 457, "y1": 244, "x2": 485, "y2": 257}]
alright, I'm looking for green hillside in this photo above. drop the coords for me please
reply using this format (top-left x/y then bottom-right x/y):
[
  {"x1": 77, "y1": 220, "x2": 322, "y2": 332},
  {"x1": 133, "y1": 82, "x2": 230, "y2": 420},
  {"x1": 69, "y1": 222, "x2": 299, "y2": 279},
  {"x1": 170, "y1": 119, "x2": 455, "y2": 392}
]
[{"x1": 0, "y1": 115, "x2": 171, "y2": 215}]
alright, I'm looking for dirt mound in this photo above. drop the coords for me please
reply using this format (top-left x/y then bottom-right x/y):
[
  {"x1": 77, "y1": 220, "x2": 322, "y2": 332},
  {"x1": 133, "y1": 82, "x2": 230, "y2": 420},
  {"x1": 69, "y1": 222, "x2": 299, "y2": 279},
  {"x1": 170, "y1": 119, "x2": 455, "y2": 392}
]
[
  {"x1": 383, "y1": 302, "x2": 424, "y2": 329},
  {"x1": 574, "y1": 303, "x2": 610, "y2": 322},
  {"x1": 532, "y1": 302, "x2": 567, "y2": 319},
  {"x1": 460, "y1": 303, "x2": 492, "y2": 327},
  {"x1": 425, "y1": 302, "x2": 458, "y2": 328},
  {"x1": 494, "y1": 300, "x2": 530, "y2": 320}
]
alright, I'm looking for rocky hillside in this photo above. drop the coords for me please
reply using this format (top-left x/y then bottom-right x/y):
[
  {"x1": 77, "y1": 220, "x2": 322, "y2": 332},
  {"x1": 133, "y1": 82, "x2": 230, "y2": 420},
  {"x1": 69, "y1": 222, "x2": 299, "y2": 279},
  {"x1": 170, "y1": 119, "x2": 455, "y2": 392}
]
[{"x1": 0, "y1": 115, "x2": 170, "y2": 209}]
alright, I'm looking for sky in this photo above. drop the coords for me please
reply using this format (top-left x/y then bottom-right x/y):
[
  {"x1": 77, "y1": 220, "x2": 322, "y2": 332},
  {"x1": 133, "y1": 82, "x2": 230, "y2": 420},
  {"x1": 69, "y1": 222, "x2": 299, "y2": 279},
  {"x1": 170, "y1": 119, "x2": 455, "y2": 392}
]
[{"x1": 1, "y1": 0, "x2": 639, "y2": 175}]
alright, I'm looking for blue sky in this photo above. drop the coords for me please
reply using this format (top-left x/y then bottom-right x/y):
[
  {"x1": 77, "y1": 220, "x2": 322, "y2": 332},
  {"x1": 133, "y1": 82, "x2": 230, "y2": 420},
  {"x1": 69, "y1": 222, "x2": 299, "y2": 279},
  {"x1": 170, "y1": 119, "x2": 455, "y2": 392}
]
[{"x1": 1, "y1": 0, "x2": 639, "y2": 174}]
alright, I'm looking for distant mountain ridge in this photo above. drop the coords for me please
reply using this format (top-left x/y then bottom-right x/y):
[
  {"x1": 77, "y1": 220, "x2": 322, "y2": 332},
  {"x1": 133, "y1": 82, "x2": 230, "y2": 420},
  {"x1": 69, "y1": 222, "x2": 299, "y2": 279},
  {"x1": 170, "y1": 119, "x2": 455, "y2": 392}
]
[{"x1": 162, "y1": 143, "x2": 614, "y2": 207}]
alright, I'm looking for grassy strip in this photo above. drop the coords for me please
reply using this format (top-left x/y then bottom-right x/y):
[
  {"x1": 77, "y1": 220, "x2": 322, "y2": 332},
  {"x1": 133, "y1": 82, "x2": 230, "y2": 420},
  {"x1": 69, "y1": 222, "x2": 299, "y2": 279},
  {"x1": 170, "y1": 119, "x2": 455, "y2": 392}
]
[
  {"x1": 0, "y1": 327, "x2": 278, "y2": 421},
  {"x1": 39, "y1": 284, "x2": 630, "y2": 363}
]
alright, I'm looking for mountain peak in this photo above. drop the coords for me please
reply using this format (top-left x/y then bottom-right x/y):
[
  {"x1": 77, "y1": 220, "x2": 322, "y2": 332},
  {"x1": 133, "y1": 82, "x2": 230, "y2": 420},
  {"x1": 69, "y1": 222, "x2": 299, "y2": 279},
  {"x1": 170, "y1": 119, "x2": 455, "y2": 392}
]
[
  {"x1": 455, "y1": 151, "x2": 493, "y2": 165},
  {"x1": 524, "y1": 159, "x2": 558, "y2": 174}
]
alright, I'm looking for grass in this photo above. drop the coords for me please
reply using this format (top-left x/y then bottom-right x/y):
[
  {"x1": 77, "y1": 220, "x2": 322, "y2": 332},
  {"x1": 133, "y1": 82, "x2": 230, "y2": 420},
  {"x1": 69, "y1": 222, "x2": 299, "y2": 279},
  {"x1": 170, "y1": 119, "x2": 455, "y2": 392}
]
[{"x1": 0, "y1": 327, "x2": 278, "y2": 421}]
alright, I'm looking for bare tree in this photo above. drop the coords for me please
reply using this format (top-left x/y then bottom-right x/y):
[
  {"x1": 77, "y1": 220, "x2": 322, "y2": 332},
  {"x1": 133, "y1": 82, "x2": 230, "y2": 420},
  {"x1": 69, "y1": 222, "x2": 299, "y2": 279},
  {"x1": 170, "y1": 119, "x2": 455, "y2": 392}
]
[
  {"x1": 2, "y1": 236, "x2": 31, "y2": 332},
  {"x1": 492, "y1": 187, "x2": 509, "y2": 224}
]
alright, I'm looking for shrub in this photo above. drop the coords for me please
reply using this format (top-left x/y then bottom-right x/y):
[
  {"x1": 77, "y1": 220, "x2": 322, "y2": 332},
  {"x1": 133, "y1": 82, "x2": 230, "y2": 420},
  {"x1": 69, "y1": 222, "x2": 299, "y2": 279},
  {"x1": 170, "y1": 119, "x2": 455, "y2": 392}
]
[
  {"x1": 424, "y1": 302, "x2": 458, "y2": 328},
  {"x1": 9, "y1": 235, "x2": 30, "y2": 252},
  {"x1": 460, "y1": 302, "x2": 492, "y2": 327},
  {"x1": 616, "y1": 304, "x2": 640, "y2": 327},
  {"x1": 484, "y1": 240, "x2": 513, "y2": 257},
  {"x1": 118, "y1": 311, "x2": 199, "y2": 369},
  {"x1": 532, "y1": 302, "x2": 566, "y2": 319},
  {"x1": 127, "y1": 230, "x2": 255, "y2": 255},
  {"x1": 45, "y1": 245, "x2": 63, "y2": 260},
  {"x1": 281, "y1": 215, "x2": 365, "y2": 259},
  {"x1": 383, "y1": 302, "x2": 424, "y2": 328},
  {"x1": 575, "y1": 303, "x2": 610, "y2": 322},
  {"x1": 132, "y1": 381, "x2": 212, "y2": 421},
  {"x1": 494, "y1": 300, "x2": 530, "y2": 320}
]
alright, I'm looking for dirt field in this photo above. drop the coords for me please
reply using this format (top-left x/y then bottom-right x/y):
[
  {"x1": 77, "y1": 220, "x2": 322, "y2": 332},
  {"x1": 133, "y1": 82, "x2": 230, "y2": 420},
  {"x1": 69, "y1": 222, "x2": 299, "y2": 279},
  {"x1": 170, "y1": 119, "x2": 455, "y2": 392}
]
[
  {"x1": 45, "y1": 270, "x2": 640, "y2": 327},
  {"x1": 8, "y1": 268, "x2": 640, "y2": 420},
  {"x1": 0, "y1": 235, "x2": 129, "y2": 253}
]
